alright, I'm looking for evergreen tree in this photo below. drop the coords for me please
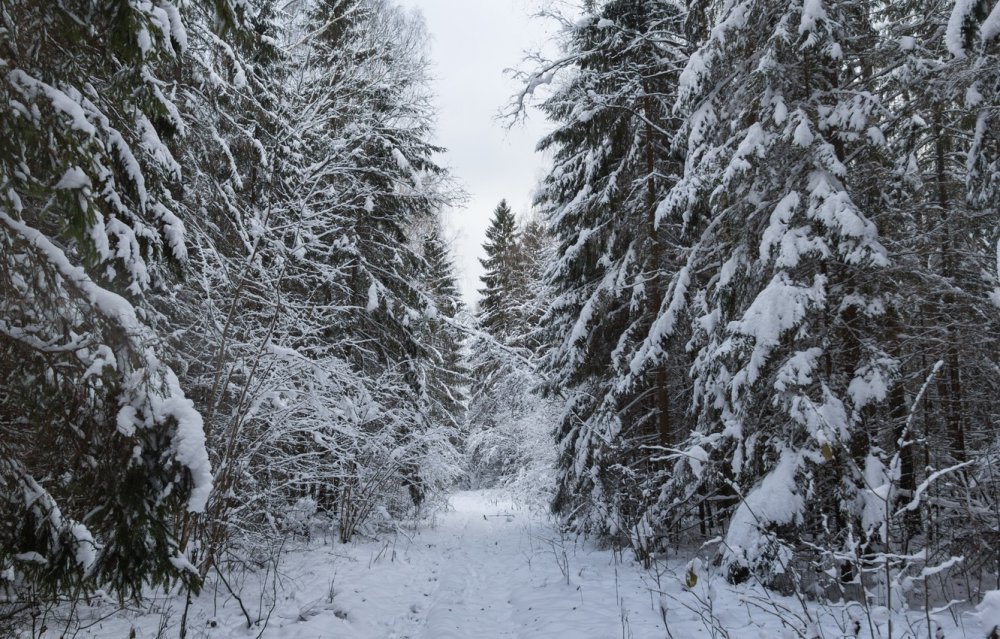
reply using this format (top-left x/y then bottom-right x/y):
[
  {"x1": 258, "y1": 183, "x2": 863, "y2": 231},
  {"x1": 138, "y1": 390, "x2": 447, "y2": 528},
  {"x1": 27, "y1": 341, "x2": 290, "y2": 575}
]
[
  {"x1": 264, "y1": 0, "x2": 458, "y2": 538},
  {"x1": 517, "y1": 0, "x2": 1000, "y2": 589},
  {"x1": 0, "y1": 0, "x2": 225, "y2": 599},
  {"x1": 871, "y1": 0, "x2": 1000, "y2": 573},
  {"x1": 510, "y1": 218, "x2": 551, "y2": 351},
  {"x1": 0, "y1": 0, "x2": 464, "y2": 614},
  {"x1": 639, "y1": 0, "x2": 905, "y2": 583},
  {"x1": 178, "y1": 0, "x2": 462, "y2": 551},
  {"x1": 521, "y1": 0, "x2": 691, "y2": 541},
  {"x1": 419, "y1": 227, "x2": 469, "y2": 432},
  {"x1": 467, "y1": 216, "x2": 557, "y2": 490},
  {"x1": 411, "y1": 227, "x2": 467, "y2": 495},
  {"x1": 477, "y1": 200, "x2": 521, "y2": 337}
]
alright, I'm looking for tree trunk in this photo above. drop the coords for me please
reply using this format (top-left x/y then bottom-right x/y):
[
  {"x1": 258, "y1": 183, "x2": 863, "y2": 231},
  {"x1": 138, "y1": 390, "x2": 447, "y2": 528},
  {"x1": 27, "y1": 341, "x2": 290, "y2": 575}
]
[
  {"x1": 644, "y1": 93, "x2": 671, "y2": 448},
  {"x1": 933, "y1": 106, "x2": 966, "y2": 464}
]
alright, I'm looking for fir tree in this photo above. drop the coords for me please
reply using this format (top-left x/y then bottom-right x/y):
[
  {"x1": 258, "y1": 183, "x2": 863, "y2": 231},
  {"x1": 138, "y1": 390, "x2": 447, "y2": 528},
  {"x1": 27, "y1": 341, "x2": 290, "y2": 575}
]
[
  {"x1": 659, "y1": 0, "x2": 895, "y2": 583},
  {"x1": 477, "y1": 200, "x2": 521, "y2": 337},
  {"x1": 0, "y1": 0, "x2": 226, "y2": 599},
  {"x1": 509, "y1": 218, "x2": 551, "y2": 351},
  {"x1": 272, "y1": 0, "x2": 458, "y2": 537},
  {"x1": 411, "y1": 227, "x2": 467, "y2": 495},
  {"x1": 420, "y1": 226, "x2": 469, "y2": 416},
  {"x1": 518, "y1": 0, "x2": 998, "y2": 587},
  {"x1": 467, "y1": 216, "x2": 556, "y2": 490},
  {"x1": 522, "y1": 0, "x2": 690, "y2": 541}
]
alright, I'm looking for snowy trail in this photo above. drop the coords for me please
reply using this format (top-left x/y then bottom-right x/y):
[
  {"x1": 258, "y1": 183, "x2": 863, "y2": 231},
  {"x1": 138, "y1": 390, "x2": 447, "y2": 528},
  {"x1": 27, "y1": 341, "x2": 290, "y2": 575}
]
[
  {"x1": 80, "y1": 491, "x2": 671, "y2": 638},
  {"x1": 79, "y1": 490, "x2": 979, "y2": 638},
  {"x1": 331, "y1": 490, "x2": 671, "y2": 638},
  {"x1": 415, "y1": 494, "x2": 520, "y2": 638}
]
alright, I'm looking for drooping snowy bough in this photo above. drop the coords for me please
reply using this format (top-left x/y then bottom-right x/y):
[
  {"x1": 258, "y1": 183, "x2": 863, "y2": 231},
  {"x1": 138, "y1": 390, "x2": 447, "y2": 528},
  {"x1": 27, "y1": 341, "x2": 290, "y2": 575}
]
[{"x1": 0, "y1": 0, "x2": 226, "y2": 599}]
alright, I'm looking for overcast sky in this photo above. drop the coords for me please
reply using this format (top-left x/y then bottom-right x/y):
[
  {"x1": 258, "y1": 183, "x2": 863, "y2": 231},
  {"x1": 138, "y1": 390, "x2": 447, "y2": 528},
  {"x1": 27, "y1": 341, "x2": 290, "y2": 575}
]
[{"x1": 396, "y1": 0, "x2": 555, "y2": 306}]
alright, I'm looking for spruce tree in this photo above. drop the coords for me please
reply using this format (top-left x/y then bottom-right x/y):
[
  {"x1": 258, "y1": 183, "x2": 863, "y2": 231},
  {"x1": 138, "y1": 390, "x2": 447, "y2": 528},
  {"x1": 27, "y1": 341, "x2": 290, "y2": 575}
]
[
  {"x1": 509, "y1": 218, "x2": 551, "y2": 351},
  {"x1": 467, "y1": 215, "x2": 556, "y2": 489},
  {"x1": 523, "y1": 0, "x2": 690, "y2": 541},
  {"x1": 412, "y1": 228, "x2": 467, "y2": 494},
  {"x1": 658, "y1": 0, "x2": 895, "y2": 583},
  {"x1": 272, "y1": 0, "x2": 457, "y2": 537},
  {"x1": 870, "y1": 0, "x2": 1000, "y2": 571},
  {"x1": 514, "y1": 0, "x2": 999, "y2": 599},
  {"x1": 0, "y1": 0, "x2": 226, "y2": 599},
  {"x1": 478, "y1": 200, "x2": 521, "y2": 337}
]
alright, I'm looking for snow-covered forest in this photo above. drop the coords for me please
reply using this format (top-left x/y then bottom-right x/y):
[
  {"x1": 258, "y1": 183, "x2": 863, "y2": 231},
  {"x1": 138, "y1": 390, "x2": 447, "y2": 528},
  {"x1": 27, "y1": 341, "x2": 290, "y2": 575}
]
[{"x1": 1, "y1": 0, "x2": 999, "y2": 637}]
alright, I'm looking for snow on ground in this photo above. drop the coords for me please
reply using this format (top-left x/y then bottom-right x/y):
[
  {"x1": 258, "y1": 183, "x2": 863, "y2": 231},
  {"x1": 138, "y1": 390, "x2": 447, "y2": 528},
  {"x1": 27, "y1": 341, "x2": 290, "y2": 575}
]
[{"x1": 75, "y1": 491, "x2": 984, "y2": 638}]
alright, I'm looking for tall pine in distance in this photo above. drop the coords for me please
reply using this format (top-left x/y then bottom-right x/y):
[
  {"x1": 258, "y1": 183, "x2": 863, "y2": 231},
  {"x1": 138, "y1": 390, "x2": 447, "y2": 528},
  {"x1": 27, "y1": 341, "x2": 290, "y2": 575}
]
[
  {"x1": 416, "y1": 225, "x2": 469, "y2": 456},
  {"x1": 509, "y1": 217, "x2": 551, "y2": 351},
  {"x1": 477, "y1": 200, "x2": 521, "y2": 338},
  {"x1": 466, "y1": 200, "x2": 557, "y2": 492}
]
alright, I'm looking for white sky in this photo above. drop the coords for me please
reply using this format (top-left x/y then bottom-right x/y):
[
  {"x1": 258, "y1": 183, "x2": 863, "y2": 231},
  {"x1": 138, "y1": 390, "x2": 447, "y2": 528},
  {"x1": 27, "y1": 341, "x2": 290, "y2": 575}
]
[{"x1": 396, "y1": 0, "x2": 555, "y2": 307}]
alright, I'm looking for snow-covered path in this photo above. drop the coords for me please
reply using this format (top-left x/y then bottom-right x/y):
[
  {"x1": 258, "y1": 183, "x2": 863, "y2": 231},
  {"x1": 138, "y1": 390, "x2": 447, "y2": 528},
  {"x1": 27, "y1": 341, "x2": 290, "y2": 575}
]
[
  {"x1": 292, "y1": 490, "x2": 671, "y2": 638},
  {"x1": 415, "y1": 493, "x2": 521, "y2": 638},
  {"x1": 80, "y1": 491, "x2": 670, "y2": 638},
  {"x1": 79, "y1": 490, "x2": 980, "y2": 638}
]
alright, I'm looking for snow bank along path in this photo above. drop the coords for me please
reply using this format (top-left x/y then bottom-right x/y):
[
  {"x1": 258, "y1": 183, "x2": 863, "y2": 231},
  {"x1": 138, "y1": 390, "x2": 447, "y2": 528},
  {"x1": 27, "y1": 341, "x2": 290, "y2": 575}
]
[{"x1": 82, "y1": 490, "x2": 981, "y2": 638}]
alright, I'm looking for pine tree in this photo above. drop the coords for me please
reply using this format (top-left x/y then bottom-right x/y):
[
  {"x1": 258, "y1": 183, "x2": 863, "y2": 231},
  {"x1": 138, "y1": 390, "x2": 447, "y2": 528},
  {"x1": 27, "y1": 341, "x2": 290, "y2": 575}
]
[
  {"x1": 467, "y1": 216, "x2": 557, "y2": 490},
  {"x1": 520, "y1": 0, "x2": 691, "y2": 540},
  {"x1": 411, "y1": 227, "x2": 467, "y2": 495},
  {"x1": 506, "y1": 0, "x2": 1000, "y2": 599},
  {"x1": 0, "y1": 0, "x2": 466, "y2": 610},
  {"x1": 267, "y1": 0, "x2": 458, "y2": 539},
  {"x1": 419, "y1": 227, "x2": 468, "y2": 429},
  {"x1": 0, "y1": 0, "x2": 225, "y2": 599},
  {"x1": 477, "y1": 200, "x2": 521, "y2": 337},
  {"x1": 510, "y1": 218, "x2": 551, "y2": 351},
  {"x1": 868, "y1": 0, "x2": 1000, "y2": 574},
  {"x1": 656, "y1": 0, "x2": 899, "y2": 583},
  {"x1": 468, "y1": 200, "x2": 522, "y2": 485}
]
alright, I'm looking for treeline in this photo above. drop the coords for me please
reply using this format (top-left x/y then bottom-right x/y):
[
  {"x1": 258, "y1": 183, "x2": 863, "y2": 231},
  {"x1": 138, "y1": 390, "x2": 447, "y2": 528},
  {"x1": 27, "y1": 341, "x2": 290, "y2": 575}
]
[
  {"x1": 509, "y1": 0, "x2": 1000, "y2": 599},
  {"x1": 1, "y1": 0, "x2": 466, "y2": 610}
]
